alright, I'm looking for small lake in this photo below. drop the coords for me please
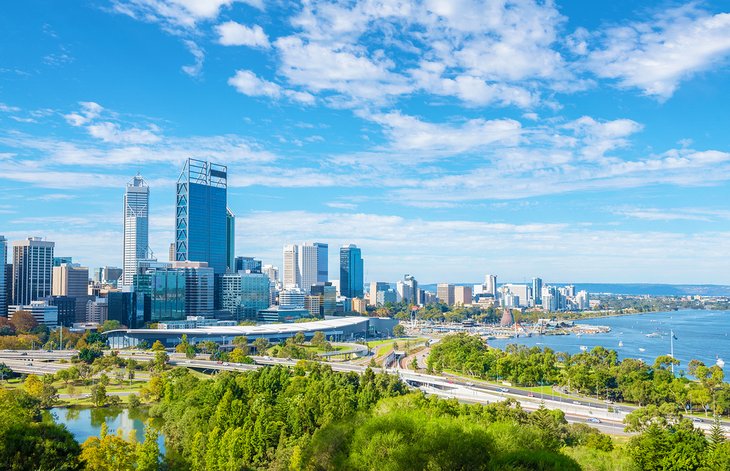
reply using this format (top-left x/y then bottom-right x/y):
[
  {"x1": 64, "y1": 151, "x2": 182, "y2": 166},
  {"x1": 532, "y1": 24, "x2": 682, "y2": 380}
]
[
  {"x1": 488, "y1": 309, "x2": 730, "y2": 374},
  {"x1": 49, "y1": 407, "x2": 165, "y2": 452}
]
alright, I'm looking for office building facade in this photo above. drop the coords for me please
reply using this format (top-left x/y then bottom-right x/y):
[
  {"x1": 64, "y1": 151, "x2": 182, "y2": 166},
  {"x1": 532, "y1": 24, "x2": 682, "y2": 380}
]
[
  {"x1": 339, "y1": 244, "x2": 363, "y2": 298},
  {"x1": 437, "y1": 283, "x2": 455, "y2": 306},
  {"x1": 122, "y1": 175, "x2": 150, "y2": 286},
  {"x1": 282, "y1": 244, "x2": 298, "y2": 288},
  {"x1": 0, "y1": 236, "x2": 5, "y2": 316},
  {"x1": 532, "y1": 277, "x2": 543, "y2": 305},
  {"x1": 226, "y1": 208, "x2": 235, "y2": 272},
  {"x1": 12, "y1": 237, "x2": 54, "y2": 306},
  {"x1": 175, "y1": 158, "x2": 228, "y2": 275},
  {"x1": 107, "y1": 291, "x2": 142, "y2": 328},
  {"x1": 52, "y1": 263, "x2": 91, "y2": 322},
  {"x1": 454, "y1": 285, "x2": 473, "y2": 306},
  {"x1": 235, "y1": 256, "x2": 262, "y2": 274},
  {"x1": 221, "y1": 272, "x2": 271, "y2": 321},
  {"x1": 9, "y1": 301, "x2": 58, "y2": 326}
]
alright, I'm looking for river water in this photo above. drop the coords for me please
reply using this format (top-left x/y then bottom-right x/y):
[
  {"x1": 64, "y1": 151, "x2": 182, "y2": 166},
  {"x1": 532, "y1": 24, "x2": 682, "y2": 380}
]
[
  {"x1": 49, "y1": 407, "x2": 165, "y2": 451},
  {"x1": 488, "y1": 310, "x2": 730, "y2": 373}
]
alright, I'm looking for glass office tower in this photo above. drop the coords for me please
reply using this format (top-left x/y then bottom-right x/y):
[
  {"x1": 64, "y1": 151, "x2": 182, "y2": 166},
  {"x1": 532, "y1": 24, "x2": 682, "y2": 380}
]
[
  {"x1": 175, "y1": 158, "x2": 228, "y2": 275},
  {"x1": 339, "y1": 244, "x2": 363, "y2": 298}
]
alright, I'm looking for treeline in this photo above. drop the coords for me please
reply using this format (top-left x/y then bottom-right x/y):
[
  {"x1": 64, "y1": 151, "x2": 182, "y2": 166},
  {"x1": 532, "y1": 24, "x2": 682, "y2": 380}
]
[{"x1": 428, "y1": 334, "x2": 730, "y2": 415}]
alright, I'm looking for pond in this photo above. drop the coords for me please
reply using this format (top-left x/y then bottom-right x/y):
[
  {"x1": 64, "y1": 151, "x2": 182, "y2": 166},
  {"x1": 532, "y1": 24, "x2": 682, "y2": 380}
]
[{"x1": 49, "y1": 407, "x2": 165, "y2": 452}]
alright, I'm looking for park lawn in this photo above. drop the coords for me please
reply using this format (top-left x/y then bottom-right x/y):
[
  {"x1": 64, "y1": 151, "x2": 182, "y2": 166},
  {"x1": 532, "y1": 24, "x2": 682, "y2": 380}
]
[{"x1": 367, "y1": 337, "x2": 426, "y2": 348}]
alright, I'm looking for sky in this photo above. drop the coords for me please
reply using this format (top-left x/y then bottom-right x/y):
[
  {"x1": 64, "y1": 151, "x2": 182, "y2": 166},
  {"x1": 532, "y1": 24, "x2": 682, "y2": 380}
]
[{"x1": 1, "y1": 0, "x2": 730, "y2": 285}]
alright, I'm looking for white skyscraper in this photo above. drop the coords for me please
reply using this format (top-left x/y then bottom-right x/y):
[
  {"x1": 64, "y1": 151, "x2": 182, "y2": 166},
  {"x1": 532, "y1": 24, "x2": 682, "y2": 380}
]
[
  {"x1": 12, "y1": 237, "x2": 54, "y2": 306},
  {"x1": 282, "y1": 244, "x2": 299, "y2": 288},
  {"x1": 485, "y1": 274, "x2": 497, "y2": 296},
  {"x1": 122, "y1": 175, "x2": 149, "y2": 286},
  {"x1": 298, "y1": 243, "x2": 318, "y2": 292}
]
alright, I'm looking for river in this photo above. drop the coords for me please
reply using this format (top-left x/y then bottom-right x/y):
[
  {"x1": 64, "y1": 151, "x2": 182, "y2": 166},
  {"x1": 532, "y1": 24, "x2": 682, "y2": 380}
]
[
  {"x1": 49, "y1": 407, "x2": 165, "y2": 451},
  {"x1": 488, "y1": 309, "x2": 730, "y2": 373}
]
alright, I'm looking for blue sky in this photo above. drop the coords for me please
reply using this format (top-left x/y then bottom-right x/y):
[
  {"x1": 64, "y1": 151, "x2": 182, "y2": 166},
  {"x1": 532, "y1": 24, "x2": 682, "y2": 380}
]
[{"x1": 1, "y1": 0, "x2": 729, "y2": 284}]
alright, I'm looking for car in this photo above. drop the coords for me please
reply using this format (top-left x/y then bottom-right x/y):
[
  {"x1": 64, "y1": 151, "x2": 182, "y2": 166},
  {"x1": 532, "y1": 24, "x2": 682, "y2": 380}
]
[
  {"x1": 217, "y1": 361, "x2": 223, "y2": 364},
  {"x1": 222, "y1": 362, "x2": 230, "y2": 366},
  {"x1": 499, "y1": 388, "x2": 509, "y2": 393},
  {"x1": 20, "y1": 352, "x2": 27, "y2": 356},
  {"x1": 587, "y1": 418, "x2": 601, "y2": 424},
  {"x1": 527, "y1": 392, "x2": 535, "y2": 397},
  {"x1": 693, "y1": 418, "x2": 703, "y2": 423},
  {"x1": 572, "y1": 401, "x2": 582, "y2": 405}
]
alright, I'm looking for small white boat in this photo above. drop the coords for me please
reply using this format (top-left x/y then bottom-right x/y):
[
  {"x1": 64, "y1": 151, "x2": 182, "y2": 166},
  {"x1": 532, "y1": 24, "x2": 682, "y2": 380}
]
[
  {"x1": 717, "y1": 358, "x2": 725, "y2": 369},
  {"x1": 639, "y1": 348, "x2": 646, "y2": 352},
  {"x1": 618, "y1": 341, "x2": 624, "y2": 347},
  {"x1": 646, "y1": 332, "x2": 661, "y2": 338},
  {"x1": 580, "y1": 345, "x2": 587, "y2": 351}
]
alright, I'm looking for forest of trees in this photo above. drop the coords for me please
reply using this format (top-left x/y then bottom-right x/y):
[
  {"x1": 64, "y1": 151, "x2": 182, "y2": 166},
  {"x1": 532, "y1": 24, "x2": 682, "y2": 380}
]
[
  {"x1": 428, "y1": 333, "x2": 730, "y2": 416},
  {"x1": 4, "y1": 360, "x2": 730, "y2": 469}
]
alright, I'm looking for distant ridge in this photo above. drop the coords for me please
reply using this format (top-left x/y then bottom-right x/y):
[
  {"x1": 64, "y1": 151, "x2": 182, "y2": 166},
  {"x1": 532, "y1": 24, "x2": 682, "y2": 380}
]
[{"x1": 416, "y1": 283, "x2": 730, "y2": 297}]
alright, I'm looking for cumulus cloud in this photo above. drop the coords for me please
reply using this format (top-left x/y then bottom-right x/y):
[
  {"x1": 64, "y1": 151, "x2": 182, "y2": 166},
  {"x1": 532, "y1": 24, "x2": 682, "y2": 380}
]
[
  {"x1": 584, "y1": 5, "x2": 730, "y2": 98},
  {"x1": 216, "y1": 21, "x2": 269, "y2": 47},
  {"x1": 228, "y1": 70, "x2": 315, "y2": 104}
]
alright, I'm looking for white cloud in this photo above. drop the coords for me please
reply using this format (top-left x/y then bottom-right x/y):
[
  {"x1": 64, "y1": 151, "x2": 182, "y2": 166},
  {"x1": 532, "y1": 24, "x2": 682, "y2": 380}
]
[
  {"x1": 216, "y1": 21, "x2": 269, "y2": 48},
  {"x1": 612, "y1": 207, "x2": 730, "y2": 222},
  {"x1": 368, "y1": 111, "x2": 522, "y2": 154},
  {"x1": 86, "y1": 122, "x2": 162, "y2": 144},
  {"x1": 112, "y1": 0, "x2": 263, "y2": 30},
  {"x1": 228, "y1": 70, "x2": 315, "y2": 104},
  {"x1": 584, "y1": 6, "x2": 730, "y2": 98},
  {"x1": 64, "y1": 102, "x2": 103, "y2": 126},
  {"x1": 181, "y1": 40, "x2": 205, "y2": 76}
]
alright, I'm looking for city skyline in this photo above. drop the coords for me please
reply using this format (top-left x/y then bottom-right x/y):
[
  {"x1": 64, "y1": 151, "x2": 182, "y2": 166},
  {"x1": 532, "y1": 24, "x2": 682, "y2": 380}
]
[{"x1": 2, "y1": 1, "x2": 730, "y2": 284}]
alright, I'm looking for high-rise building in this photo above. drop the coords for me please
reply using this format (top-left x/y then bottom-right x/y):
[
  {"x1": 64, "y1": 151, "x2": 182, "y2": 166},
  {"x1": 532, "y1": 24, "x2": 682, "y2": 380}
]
[
  {"x1": 102, "y1": 266, "x2": 123, "y2": 285},
  {"x1": 484, "y1": 274, "x2": 497, "y2": 296},
  {"x1": 454, "y1": 285, "x2": 473, "y2": 306},
  {"x1": 315, "y1": 242, "x2": 328, "y2": 283},
  {"x1": 226, "y1": 208, "x2": 235, "y2": 272},
  {"x1": 298, "y1": 243, "x2": 319, "y2": 292},
  {"x1": 0, "y1": 236, "x2": 6, "y2": 316},
  {"x1": 304, "y1": 295, "x2": 321, "y2": 318},
  {"x1": 437, "y1": 283, "x2": 455, "y2": 305},
  {"x1": 235, "y1": 257, "x2": 262, "y2": 274},
  {"x1": 4, "y1": 264, "x2": 11, "y2": 314},
  {"x1": 169, "y1": 243, "x2": 175, "y2": 262},
  {"x1": 339, "y1": 244, "x2": 363, "y2": 298},
  {"x1": 133, "y1": 262, "x2": 214, "y2": 322},
  {"x1": 282, "y1": 244, "x2": 298, "y2": 288},
  {"x1": 501, "y1": 284, "x2": 531, "y2": 308},
  {"x1": 532, "y1": 277, "x2": 543, "y2": 305},
  {"x1": 52, "y1": 263, "x2": 90, "y2": 322},
  {"x1": 122, "y1": 175, "x2": 150, "y2": 286},
  {"x1": 175, "y1": 158, "x2": 228, "y2": 275},
  {"x1": 221, "y1": 272, "x2": 271, "y2": 320},
  {"x1": 12, "y1": 237, "x2": 54, "y2": 306},
  {"x1": 376, "y1": 288, "x2": 398, "y2": 305}
]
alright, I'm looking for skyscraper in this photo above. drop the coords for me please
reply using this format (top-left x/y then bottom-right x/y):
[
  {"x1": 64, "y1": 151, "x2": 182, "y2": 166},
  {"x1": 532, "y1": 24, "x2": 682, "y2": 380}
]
[
  {"x1": 12, "y1": 237, "x2": 54, "y2": 306},
  {"x1": 122, "y1": 174, "x2": 150, "y2": 286},
  {"x1": 532, "y1": 277, "x2": 543, "y2": 305},
  {"x1": 484, "y1": 274, "x2": 497, "y2": 296},
  {"x1": 226, "y1": 208, "x2": 235, "y2": 272},
  {"x1": 0, "y1": 236, "x2": 6, "y2": 316},
  {"x1": 339, "y1": 244, "x2": 363, "y2": 298},
  {"x1": 282, "y1": 244, "x2": 298, "y2": 288},
  {"x1": 315, "y1": 242, "x2": 328, "y2": 283},
  {"x1": 175, "y1": 158, "x2": 228, "y2": 274},
  {"x1": 235, "y1": 256, "x2": 262, "y2": 274}
]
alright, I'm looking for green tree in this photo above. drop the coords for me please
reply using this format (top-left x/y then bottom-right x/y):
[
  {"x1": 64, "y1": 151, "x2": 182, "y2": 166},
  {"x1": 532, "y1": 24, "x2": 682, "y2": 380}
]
[
  {"x1": 392, "y1": 324, "x2": 406, "y2": 337},
  {"x1": 90, "y1": 383, "x2": 107, "y2": 407},
  {"x1": 151, "y1": 340, "x2": 166, "y2": 351},
  {"x1": 81, "y1": 423, "x2": 137, "y2": 471},
  {"x1": 136, "y1": 420, "x2": 160, "y2": 471},
  {"x1": 294, "y1": 331, "x2": 306, "y2": 345},
  {"x1": 310, "y1": 331, "x2": 326, "y2": 348},
  {"x1": 253, "y1": 337, "x2": 269, "y2": 354},
  {"x1": 99, "y1": 320, "x2": 122, "y2": 332}
]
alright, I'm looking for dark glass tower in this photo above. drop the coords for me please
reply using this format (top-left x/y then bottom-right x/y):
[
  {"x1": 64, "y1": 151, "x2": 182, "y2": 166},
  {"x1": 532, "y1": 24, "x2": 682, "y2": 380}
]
[
  {"x1": 175, "y1": 159, "x2": 228, "y2": 275},
  {"x1": 339, "y1": 244, "x2": 363, "y2": 298}
]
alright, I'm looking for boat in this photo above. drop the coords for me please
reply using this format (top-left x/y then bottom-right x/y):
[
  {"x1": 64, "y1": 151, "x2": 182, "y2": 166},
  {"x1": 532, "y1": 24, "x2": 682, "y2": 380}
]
[
  {"x1": 580, "y1": 346, "x2": 587, "y2": 352},
  {"x1": 646, "y1": 332, "x2": 661, "y2": 338},
  {"x1": 717, "y1": 358, "x2": 725, "y2": 369},
  {"x1": 618, "y1": 341, "x2": 624, "y2": 347},
  {"x1": 639, "y1": 348, "x2": 646, "y2": 352}
]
